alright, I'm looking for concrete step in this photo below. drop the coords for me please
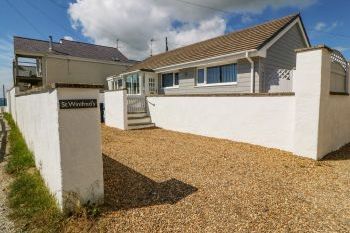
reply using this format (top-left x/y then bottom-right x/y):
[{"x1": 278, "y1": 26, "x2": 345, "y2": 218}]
[
  {"x1": 128, "y1": 112, "x2": 148, "y2": 118},
  {"x1": 128, "y1": 116, "x2": 151, "y2": 125},
  {"x1": 128, "y1": 123, "x2": 156, "y2": 130}
]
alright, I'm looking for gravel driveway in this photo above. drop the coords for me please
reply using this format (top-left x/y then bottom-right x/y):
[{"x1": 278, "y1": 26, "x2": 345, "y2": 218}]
[{"x1": 71, "y1": 125, "x2": 350, "y2": 232}]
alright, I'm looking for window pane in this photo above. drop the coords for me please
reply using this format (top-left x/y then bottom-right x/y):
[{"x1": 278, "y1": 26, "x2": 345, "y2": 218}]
[
  {"x1": 162, "y1": 73, "x2": 174, "y2": 87},
  {"x1": 207, "y1": 66, "x2": 221, "y2": 84},
  {"x1": 221, "y1": 64, "x2": 237, "y2": 83},
  {"x1": 126, "y1": 74, "x2": 139, "y2": 94},
  {"x1": 197, "y1": 69, "x2": 204, "y2": 83},
  {"x1": 117, "y1": 79, "x2": 123, "y2": 88},
  {"x1": 174, "y1": 73, "x2": 179, "y2": 85}
]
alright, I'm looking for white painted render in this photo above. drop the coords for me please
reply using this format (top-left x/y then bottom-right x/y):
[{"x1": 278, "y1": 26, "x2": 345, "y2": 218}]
[
  {"x1": 57, "y1": 88, "x2": 104, "y2": 208},
  {"x1": 9, "y1": 87, "x2": 104, "y2": 210},
  {"x1": 15, "y1": 90, "x2": 63, "y2": 205},
  {"x1": 104, "y1": 90, "x2": 127, "y2": 130},
  {"x1": 147, "y1": 96, "x2": 295, "y2": 152}
]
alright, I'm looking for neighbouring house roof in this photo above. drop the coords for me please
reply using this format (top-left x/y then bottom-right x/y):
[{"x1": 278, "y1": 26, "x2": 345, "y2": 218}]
[
  {"x1": 14, "y1": 36, "x2": 132, "y2": 63},
  {"x1": 126, "y1": 13, "x2": 309, "y2": 72}
]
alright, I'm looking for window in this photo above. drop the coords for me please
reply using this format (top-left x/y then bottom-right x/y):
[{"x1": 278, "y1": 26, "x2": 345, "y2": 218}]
[
  {"x1": 126, "y1": 73, "x2": 140, "y2": 94},
  {"x1": 197, "y1": 63, "x2": 237, "y2": 85},
  {"x1": 161, "y1": 73, "x2": 174, "y2": 88},
  {"x1": 197, "y1": 69, "x2": 204, "y2": 84},
  {"x1": 161, "y1": 72, "x2": 179, "y2": 88},
  {"x1": 117, "y1": 79, "x2": 123, "y2": 88},
  {"x1": 174, "y1": 73, "x2": 179, "y2": 85}
]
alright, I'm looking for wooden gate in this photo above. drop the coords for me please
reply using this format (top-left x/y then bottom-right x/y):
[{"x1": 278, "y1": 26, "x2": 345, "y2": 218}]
[{"x1": 127, "y1": 95, "x2": 146, "y2": 113}]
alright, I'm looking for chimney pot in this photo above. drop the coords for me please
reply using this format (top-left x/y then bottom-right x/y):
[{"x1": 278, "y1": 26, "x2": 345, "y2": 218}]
[{"x1": 49, "y1": 36, "x2": 53, "y2": 51}]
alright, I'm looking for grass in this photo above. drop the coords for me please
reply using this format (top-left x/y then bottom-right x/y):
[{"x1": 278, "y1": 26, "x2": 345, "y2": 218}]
[
  {"x1": 3, "y1": 113, "x2": 63, "y2": 232},
  {"x1": 4, "y1": 113, "x2": 35, "y2": 174}
]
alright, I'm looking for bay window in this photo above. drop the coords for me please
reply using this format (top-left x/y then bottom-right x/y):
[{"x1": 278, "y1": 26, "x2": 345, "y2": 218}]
[
  {"x1": 161, "y1": 72, "x2": 179, "y2": 88},
  {"x1": 197, "y1": 63, "x2": 237, "y2": 85}
]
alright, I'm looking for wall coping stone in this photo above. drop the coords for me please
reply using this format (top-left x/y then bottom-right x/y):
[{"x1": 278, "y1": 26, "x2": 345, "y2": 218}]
[
  {"x1": 295, "y1": 44, "x2": 333, "y2": 53},
  {"x1": 16, "y1": 83, "x2": 104, "y2": 97},
  {"x1": 148, "y1": 92, "x2": 295, "y2": 97}
]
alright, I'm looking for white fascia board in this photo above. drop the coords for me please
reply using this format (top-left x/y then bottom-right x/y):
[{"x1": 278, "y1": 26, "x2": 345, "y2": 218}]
[
  {"x1": 259, "y1": 17, "x2": 311, "y2": 54},
  {"x1": 46, "y1": 53, "x2": 134, "y2": 66},
  {"x1": 107, "y1": 70, "x2": 141, "y2": 81},
  {"x1": 154, "y1": 49, "x2": 258, "y2": 73},
  {"x1": 15, "y1": 50, "x2": 45, "y2": 57}
]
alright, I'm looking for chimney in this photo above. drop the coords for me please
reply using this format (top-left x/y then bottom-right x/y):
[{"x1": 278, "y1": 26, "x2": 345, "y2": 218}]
[{"x1": 49, "y1": 36, "x2": 53, "y2": 51}]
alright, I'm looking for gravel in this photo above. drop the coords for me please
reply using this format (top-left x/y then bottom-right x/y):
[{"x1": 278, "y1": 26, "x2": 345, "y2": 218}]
[
  {"x1": 0, "y1": 116, "x2": 16, "y2": 233},
  {"x1": 68, "y1": 125, "x2": 350, "y2": 232}
]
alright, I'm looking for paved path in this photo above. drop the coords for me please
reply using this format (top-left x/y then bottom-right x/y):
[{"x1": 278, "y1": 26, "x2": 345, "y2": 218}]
[{"x1": 0, "y1": 114, "x2": 16, "y2": 233}]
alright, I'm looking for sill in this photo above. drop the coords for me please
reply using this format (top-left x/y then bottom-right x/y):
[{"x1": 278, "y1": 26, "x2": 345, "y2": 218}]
[
  {"x1": 330, "y1": 91, "x2": 349, "y2": 96},
  {"x1": 195, "y1": 82, "x2": 238, "y2": 87},
  {"x1": 161, "y1": 86, "x2": 179, "y2": 90}
]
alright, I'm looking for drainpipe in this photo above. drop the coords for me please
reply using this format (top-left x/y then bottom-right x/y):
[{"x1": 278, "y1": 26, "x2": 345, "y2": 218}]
[{"x1": 246, "y1": 51, "x2": 255, "y2": 93}]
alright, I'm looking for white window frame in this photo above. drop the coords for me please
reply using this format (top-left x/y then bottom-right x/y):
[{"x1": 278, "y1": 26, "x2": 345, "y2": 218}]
[
  {"x1": 160, "y1": 71, "x2": 179, "y2": 89},
  {"x1": 112, "y1": 77, "x2": 124, "y2": 90},
  {"x1": 195, "y1": 63, "x2": 238, "y2": 87}
]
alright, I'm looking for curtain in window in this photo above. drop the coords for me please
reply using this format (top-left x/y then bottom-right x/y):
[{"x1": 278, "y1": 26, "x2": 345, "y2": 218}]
[
  {"x1": 221, "y1": 64, "x2": 236, "y2": 83},
  {"x1": 207, "y1": 66, "x2": 221, "y2": 84},
  {"x1": 197, "y1": 69, "x2": 204, "y2": 83},
  {"x1": 162, "y1": 73, "x2": 174, "y2": 87}
]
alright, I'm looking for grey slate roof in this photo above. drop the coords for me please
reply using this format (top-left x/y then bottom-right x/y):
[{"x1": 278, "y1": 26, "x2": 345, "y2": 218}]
[
  {"x1": 14, "y1": 36, "x2": 131, "y2": 63},
  {"x1": 127, "y1": 13, "x2": 309, "y2": 72}
]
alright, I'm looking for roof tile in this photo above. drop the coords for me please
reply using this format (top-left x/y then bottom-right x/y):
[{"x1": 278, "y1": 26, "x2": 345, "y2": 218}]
[{"x1": 128, "y1": 14, "x2": 301, "y2": 72}]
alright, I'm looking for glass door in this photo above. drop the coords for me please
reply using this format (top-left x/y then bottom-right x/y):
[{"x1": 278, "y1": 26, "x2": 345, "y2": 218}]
[{"x1": 126, "y1": 73, "x2": 140, "y2": 95}]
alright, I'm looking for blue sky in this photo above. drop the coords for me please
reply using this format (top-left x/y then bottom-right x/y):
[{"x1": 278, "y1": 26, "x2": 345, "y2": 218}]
[{"x1": 1, "y1": 0, "x2": 350, "y2": 93}]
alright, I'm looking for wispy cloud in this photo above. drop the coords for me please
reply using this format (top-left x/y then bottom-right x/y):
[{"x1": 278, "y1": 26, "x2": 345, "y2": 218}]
[
  {"x1": 63, "y1": 36, "x2": 74, "y2": 41},
  {"x1": 314, "y1": 21, "x2": 339, "y2": 32}
]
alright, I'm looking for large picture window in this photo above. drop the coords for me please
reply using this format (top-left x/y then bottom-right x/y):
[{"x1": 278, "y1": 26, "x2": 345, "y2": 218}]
[
  {"x1": 161, "y1": 72, "x2": 179, "y2": 88},
  {"x1": 197, "y1": 63, "x2": 237, "y2": 85}
]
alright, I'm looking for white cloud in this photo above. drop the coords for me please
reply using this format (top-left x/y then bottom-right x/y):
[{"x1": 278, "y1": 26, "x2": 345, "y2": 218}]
[
  {"x1": 69, "y1": 0, "x2": 316, "y2": 60},
  {"x1": 314, "y1": 22, "x2": 326, "y2": 31},
  {"x1": 314, "y1": 21, "x2": 339, "y2": 32},
  {"x1": 63, "y1": 36, "x2": 74, "y2": 41}
]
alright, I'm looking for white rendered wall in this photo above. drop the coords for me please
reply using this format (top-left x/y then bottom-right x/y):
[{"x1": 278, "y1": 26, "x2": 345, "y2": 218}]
[
  {"x1": 293, "y1": 48, "x2": 350, "y2": 160},
  {"x1": 104, "y1": 90, "x2": 127, "y2": 130},
  {"x1": 57, "y1": 88, "x2": 104, "y2": 207},
  {"x1": 8, "y1": 88, "x2": 17, "y2": 120},
  {"x1": 292, "y1": 49, "x2": 325, "y2": 159},
  {"x1": 15, "y1": 90, "x2": 63, "y2": 205},
  {"x1": 13, "y1": 87, "x2": 104, "y2": 210},
  {"x1": 316, "y1": 50, "x2": 350, "y2": 159},
  {"x1": 147, "y1": 96, "x2": 295, "y2": 152}
]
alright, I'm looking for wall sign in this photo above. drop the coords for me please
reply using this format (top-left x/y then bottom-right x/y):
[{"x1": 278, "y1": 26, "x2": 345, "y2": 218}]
[{"x1": 59, "y1": 99, "x2": 97, "y2": 109}]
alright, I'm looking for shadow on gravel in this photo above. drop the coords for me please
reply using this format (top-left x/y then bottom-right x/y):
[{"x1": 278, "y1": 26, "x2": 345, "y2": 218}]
[
  {"x1": 322, "y1": 143, "x2": 350, "y2": 161},
  {"x1": 102, "y1": 154, "x2": 198, "y2": 211},
  {"x1": 0, "y1": 117, "x2": 7, "y2": 163}
]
